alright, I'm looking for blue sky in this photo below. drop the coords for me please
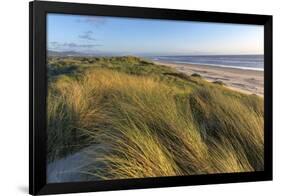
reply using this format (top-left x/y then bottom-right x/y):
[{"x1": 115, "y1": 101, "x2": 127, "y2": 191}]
[{"x1": 47, "y1": 13, "x2": 264, "y2": 56}]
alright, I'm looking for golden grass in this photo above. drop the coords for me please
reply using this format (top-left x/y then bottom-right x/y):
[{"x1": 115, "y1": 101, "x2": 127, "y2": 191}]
[{"x1": 47, "y1": 68, "x2": 264, "y2": 179}]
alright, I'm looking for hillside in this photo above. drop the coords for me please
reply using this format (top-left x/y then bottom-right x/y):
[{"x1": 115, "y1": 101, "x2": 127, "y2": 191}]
[{"x1": 47, "y1": 56, "x2": 264, "y2": 181}]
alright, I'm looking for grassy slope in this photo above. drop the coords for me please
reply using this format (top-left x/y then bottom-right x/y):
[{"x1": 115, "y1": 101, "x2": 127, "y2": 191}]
[{"x1": 47, "y1": 56, "x2": 264, "y2": 180}]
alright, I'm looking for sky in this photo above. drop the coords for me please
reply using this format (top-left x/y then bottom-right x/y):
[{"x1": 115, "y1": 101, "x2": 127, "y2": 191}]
[{"x1": 47, "y1": 13, "x2": 264, "y2": 56}]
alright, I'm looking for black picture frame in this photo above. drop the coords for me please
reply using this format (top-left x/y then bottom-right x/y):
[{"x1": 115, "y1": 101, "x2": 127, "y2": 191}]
[{"x1": 29, "y1": 1, "x2": 273, "y2": 195}]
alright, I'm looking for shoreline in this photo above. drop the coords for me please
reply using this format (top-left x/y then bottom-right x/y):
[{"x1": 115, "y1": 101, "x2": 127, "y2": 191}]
[{"x1": 154, "y1": 61, "x2": 264, "y2": 96}]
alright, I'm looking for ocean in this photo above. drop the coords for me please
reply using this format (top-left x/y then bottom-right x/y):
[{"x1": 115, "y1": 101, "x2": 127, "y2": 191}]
[{"x1": 148, "y1": 55, "x2": 264, "y2": 71}]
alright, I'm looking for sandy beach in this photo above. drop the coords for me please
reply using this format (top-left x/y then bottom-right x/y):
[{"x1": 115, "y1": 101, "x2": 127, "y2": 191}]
[{"x1": 155, "y1": 61, "x2": 264, "y2": 96}]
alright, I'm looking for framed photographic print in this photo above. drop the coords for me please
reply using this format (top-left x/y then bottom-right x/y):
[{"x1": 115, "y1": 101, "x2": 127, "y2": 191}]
[{"x1": 29, "y1": 1, "x2": 273, "y2": 195}]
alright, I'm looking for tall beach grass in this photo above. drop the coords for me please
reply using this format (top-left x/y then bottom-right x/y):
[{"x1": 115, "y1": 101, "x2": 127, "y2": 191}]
[{"x1": 47, "y1": 57, "x2": 264, "y2": 180}]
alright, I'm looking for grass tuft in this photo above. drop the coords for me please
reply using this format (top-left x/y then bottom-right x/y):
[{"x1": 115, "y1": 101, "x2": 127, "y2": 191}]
[
  {"x1": 212, "y1": 80, "x2": 225, "y2": 85},
  {"x1": 191, "y1": 73, "x2": 202, "y2": 78}
]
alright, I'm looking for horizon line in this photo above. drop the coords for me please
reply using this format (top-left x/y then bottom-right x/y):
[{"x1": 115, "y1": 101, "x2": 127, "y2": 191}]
[{"x1": 47, "y1": 50, "x2": 263, "y2": 57}]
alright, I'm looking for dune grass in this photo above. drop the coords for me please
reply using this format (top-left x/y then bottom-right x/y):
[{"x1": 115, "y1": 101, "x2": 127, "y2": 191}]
[{"x1": 47, "y1": 56, "x2": 264, "y2": 180}]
